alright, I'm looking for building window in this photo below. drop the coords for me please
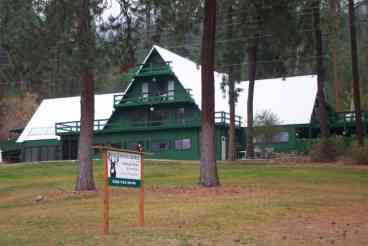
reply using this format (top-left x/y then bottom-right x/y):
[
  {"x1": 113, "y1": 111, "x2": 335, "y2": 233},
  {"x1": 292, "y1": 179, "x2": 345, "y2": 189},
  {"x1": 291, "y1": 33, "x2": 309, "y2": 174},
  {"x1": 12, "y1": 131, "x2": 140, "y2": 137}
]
[
  {"x1": 158, "y1": 81, "x2": 168, "y2": 96},
  {"x1": 131, "y1": 111, "x2": 147, "y2": 127},
  {"x1": 142, "y1": 82, "x2": 149, "y2": 100},
  {"x1": 149, "y1": 110, "x2": 169, "y2": 126},
  {"x1": 151, "y1": 140, "x2": 170, "y2": 152},
  {"x1": 272, "y1": 132, "x2": 289, "y2": 143},
  {"x1": 168, "y1": 80, "x2": 175, "y2": 100},
  {"x1": 175, "y1": 139, "x2": 192, "y2": 150},
  {"x1": 176, "y1": 108, "x2": 185, "y2": 124}
]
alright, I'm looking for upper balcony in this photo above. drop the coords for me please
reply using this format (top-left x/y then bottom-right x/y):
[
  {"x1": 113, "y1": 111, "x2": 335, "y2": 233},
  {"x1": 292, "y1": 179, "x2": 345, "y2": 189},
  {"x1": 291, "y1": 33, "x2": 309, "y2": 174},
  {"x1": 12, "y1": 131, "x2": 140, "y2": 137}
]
[
  {"x1": 114, "y1": 89, "x2": 195, "y2": 108},
  {"x1": 134, "y1": 62, "x2": 174, "y2": 78}
]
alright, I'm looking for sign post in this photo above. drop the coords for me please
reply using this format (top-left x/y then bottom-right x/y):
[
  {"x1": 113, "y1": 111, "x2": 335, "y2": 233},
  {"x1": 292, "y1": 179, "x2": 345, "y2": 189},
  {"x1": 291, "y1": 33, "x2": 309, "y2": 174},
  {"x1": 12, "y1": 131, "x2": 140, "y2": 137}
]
[
  {"x1": 95, "y1": 146, "x2": 144, "y2": 235},
  {"x1": 139, "y1": 152, "x2": 144, "y2": 226},
  {"x1": 102, "y1": 150, "x2": 109, "y2": 235}
]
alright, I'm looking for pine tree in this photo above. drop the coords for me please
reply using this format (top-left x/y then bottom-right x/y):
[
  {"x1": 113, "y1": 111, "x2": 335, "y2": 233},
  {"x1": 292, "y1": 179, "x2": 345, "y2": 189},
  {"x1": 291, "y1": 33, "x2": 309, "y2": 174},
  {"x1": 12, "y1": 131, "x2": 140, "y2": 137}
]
[
  {"x1": 200, "y1": 0, "x2": 219, "y2": 187},
  {"x1": 75, "y1": 0, "x2": 96, "y2": 191},
  {"x1": 313, "y1": 0, "x2": 330, "y2": 141},
  {"x1": 348, "y1": 0, "x2": 365, "y2": 146}
]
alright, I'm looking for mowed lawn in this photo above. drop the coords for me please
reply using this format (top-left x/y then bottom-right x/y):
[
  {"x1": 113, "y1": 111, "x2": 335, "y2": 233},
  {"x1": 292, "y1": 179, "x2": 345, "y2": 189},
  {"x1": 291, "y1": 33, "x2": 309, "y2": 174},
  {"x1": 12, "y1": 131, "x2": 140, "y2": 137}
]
[{"x1": 1, "y1": 160, "x2": 368, "y2": 246}]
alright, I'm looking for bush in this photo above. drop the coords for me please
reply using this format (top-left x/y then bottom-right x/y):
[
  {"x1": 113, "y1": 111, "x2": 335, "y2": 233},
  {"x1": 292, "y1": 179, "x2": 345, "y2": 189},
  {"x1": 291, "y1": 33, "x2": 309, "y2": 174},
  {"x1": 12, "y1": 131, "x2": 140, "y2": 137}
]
[
  {"x1": 350, "y1": 144, "x2": 368, "y2": 165},
  {"x1": 309, "y1": 138, "x2": 338, "y2": 162}
]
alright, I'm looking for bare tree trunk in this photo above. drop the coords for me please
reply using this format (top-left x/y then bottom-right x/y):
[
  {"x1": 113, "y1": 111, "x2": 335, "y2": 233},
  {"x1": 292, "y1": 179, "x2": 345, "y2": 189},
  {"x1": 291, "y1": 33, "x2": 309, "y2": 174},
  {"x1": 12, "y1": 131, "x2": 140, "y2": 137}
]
[
  {"x1": 226, "y1": 3, "x2": 236, "y2": 161},
  {"x1": 330, "y1": 0, "x2": 341, "y2": 112},
  {"x1": 200, "y1": 0, "x2": 219, "y2": 187},
  {"x1": 313, "y1": 0, "x2": 330, "y2": 140},
  {"x1": 348, "y1": 0, "x2": 365, "y2": 146},
  {"x1": 120, "y1": 0, "x2": 136, "y2": 65},
  {"x1": 228, "y1": 65, "x2": 236, "y2": 161},
  {"x1": 246, "y1": 39, "x2": 258, "y2": 159},
  {"x1": 144, "y1": 3, "x2": 152, "y2": 49},
  {"x1": 75, "y1": 0, "x2": 96, "y2": 191}
]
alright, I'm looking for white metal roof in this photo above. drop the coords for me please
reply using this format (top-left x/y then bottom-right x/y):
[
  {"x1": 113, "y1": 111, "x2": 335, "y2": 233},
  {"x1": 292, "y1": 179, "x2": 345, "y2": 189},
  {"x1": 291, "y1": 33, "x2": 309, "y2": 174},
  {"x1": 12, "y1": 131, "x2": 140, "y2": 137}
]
[
  {"x1": 17, "y1": 93, "x2": 117, "y2": 143},
  {"x1": 153, "y1": 45, "x2": 317, "y2": 125},
  {"x1": 238, "y1": 75, "x2": 318, "y2": 126},
  {"x1": 153, "y1": 45, "x2": 228, "y2": 112},
  {"x1": 18, "y1": 46, "x2": 318, "y2": 144}
]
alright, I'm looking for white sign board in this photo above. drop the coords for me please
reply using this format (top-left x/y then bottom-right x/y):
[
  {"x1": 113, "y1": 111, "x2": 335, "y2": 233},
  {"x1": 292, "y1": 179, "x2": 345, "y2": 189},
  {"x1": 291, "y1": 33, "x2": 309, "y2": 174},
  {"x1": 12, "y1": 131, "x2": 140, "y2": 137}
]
[{"x1": 107, "y1": 150, "x2": 141, "y2": 188}]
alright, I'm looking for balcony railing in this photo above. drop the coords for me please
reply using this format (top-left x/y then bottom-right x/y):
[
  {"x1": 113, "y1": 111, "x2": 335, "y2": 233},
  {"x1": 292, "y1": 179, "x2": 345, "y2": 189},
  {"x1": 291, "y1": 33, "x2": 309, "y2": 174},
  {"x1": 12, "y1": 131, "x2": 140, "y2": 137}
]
[
  {"x1": 55, "y1": 118, "x2": 201, "y2": 135},
  {"x1": 55, "y1": 119, "x2": 109, "y2": 134},
  {"x1": 134, "y1": 62, "x2": 174, "y2": 78},
  {"x1": 55, "y1": 112, "x2": 243, "y2": 135},
  {"x1": 114, "y1": 89, "x2": 194, "y2": 107},
  {"x1": 215, "y1": 112, "x2": 242, "y2": 127}
]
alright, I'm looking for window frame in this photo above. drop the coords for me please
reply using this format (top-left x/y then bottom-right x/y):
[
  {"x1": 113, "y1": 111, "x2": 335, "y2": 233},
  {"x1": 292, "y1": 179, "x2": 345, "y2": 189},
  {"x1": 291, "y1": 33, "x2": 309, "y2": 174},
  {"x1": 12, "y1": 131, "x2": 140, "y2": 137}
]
[{"x1": 175, "y1": 138, "x2": 192, "y2": 151}]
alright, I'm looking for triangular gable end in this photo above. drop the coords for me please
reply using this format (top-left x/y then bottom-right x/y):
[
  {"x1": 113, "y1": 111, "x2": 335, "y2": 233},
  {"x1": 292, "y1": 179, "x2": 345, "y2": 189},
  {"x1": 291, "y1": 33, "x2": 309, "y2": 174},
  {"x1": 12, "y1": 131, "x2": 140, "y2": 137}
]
[{"x1": 121, "y1": 46, "x2": 200, "y2": 109}]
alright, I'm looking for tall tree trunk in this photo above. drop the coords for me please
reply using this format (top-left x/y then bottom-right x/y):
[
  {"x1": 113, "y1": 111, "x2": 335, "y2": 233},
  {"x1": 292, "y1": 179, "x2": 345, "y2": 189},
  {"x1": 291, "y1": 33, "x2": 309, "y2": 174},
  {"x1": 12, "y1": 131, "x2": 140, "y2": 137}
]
[
  {"x1": 330, "y1": 0, "x2": 341, "y2": 112},
  {"x1": 126, "y1": 17, "x2": 135, "y2": 65},
  {"x1": 228, "y1": 65, "x2": 236, "y2": 161},
  {"x1": 226, "y1": 2, "x2": 236, "y2": 161},
  {"x1": 144, "y1": 3, "x2": 151, "y2": 49},
  {"x1": 120, "y1": 0, "x2": 136, "y2": 65},
  {"x1": 348, "y1": 0, "x2": 365, "y2": 146},
  {"x1": 75, "y1": 0, "x2": 96, "y2": 191},
  {"x1": 200, "y1": 0, "x2": 219, "y2": 187},
  {"x1": 246, "y1": 38, "x2": 258, "y2": 159},
  {"x1": 313, "y1": 0, "x2": 330, "y2": 140}
]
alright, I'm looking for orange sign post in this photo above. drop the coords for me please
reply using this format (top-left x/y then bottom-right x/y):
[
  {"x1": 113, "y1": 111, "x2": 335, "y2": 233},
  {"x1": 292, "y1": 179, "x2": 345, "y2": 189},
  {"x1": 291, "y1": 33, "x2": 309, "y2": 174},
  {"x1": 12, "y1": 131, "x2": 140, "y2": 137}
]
[
  {"x1": 139, "y1": 152, "x2": 144, "y2": 226},
  {"x1": 95, "y1": 146, "x2": 145, "y2": 235},
  {"x1": 102, "y1": 150, "x2": 109, "y2": 235}
]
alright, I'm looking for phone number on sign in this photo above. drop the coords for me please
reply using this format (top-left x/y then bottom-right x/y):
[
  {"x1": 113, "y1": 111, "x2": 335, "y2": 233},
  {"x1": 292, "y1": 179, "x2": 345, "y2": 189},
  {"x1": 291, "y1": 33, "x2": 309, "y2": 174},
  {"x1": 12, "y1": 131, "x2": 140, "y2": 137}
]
[{"x1": 111, "y1": 179, "x2": 137, "y2": 186}]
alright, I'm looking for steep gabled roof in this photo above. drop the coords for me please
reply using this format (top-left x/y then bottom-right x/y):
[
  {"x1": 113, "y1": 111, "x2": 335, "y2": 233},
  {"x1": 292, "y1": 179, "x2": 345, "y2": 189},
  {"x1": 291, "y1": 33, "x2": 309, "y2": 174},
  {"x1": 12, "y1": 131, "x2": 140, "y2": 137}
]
[
  {"x1": 17, "y1": 94, "x2": 117, "y2": 143},
  {"x1": 123, "y1": 45, "x2": 229, "y2": 113},
  {"x1": 147, "y1": 45, "x2": 317, "y2": 125}
]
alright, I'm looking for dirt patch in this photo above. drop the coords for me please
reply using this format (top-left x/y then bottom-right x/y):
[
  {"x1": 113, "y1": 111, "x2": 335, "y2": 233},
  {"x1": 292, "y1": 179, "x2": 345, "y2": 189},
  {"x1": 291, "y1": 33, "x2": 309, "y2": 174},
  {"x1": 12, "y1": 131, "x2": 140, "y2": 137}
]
[
  {"x1": 43, "y1": 188, "x2": 98, "y2": 202},
  {"x1": 272, "y1": 153, "x2": 311, "y2": 164},
  {"x1": 148, "y1": 185, "x2": 242, "y2": 196},
  {"x1": 257, "y1": 204, "x2": 368, "y2": 246},
  {"x1": 145, "y1": 185, "x2": 283, "y2": 201}
]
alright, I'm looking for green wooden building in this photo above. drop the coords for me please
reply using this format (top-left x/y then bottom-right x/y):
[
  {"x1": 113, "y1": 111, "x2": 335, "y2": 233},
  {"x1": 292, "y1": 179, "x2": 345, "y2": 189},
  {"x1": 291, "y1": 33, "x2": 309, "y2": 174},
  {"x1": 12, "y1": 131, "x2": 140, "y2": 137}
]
[
  {"x1": 56, "y1": 46, "x2": 245, "y2": 160},
  {"x1": 17, "y1": 46, "x2": 244, "y2": 161},
  {"x1": 13, "y1": 45, "x2": 368, "y2": 162}
]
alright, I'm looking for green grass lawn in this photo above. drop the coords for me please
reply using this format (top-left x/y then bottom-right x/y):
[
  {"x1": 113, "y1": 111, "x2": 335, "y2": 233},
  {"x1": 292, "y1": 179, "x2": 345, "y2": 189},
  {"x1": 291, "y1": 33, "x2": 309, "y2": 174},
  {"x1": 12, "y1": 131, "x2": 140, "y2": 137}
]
[{"x1": 1, "y1": 160, "x2": 368, "y2": 245}]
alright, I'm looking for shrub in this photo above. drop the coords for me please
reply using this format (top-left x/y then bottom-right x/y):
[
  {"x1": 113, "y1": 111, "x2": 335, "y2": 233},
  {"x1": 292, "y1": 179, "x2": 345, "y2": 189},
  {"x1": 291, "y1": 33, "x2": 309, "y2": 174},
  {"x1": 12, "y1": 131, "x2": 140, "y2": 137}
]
[
  {"x1": 350, "y1": 144, "x2": 368, "y2": 165},
  {"x1": 309, "y1": 138, "x2": 338, "y2": 162}
]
